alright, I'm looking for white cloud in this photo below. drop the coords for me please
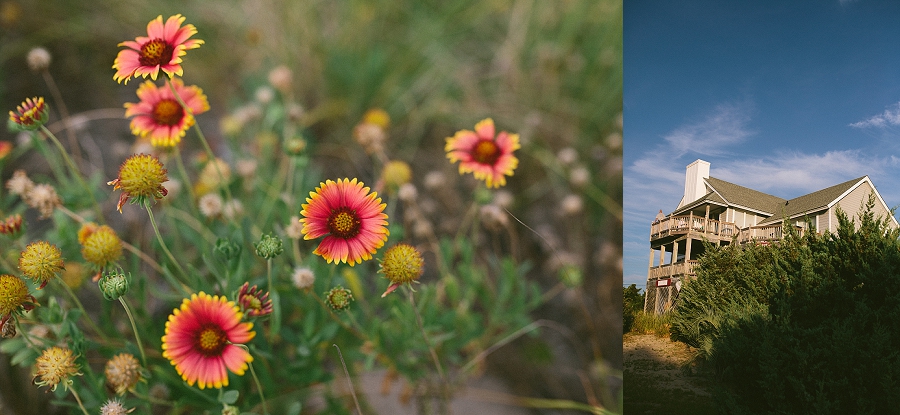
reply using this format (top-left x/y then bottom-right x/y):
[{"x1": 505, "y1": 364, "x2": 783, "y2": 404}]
[
  {"x1": 715, "y1": 150, "x2": 879, "y2": 196},
  {"x1": 850, "y1": 102, "x2": 900, "y2": 128},
  {"x1": 662, "y1": 102, "x2": 754, "y2": 156}
]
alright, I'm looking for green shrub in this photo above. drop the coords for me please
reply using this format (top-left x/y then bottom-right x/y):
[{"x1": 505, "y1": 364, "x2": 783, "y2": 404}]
[
  {"x1": 672, "y1": 196, "x2": 900, "y2": 414},
  {"x1": 623, "y1": 284, "x2": 644, "y2": 333}
]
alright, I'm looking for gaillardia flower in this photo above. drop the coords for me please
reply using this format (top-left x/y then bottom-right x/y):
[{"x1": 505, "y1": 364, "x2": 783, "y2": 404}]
[
  {"x1": 161, "y1": 292, "x2": 255, "y2": 389},
  {"x1": 33, "y1": 346, "x2": 81, "y2": 392},
  {"x1": 124, "y1": 78, "x2": 209, "y2": 147},
  {"x1": 8, "y1": 97, "x2": 49, "y2": 131},
  {"x1": 445, "y1": 118, "x2": 520, "y2": 188},
  {"x1": 237, "y1": 283, "x2": 273, "y2": 318},
  {"x1": 113, "y1": 14, "x2": 204, "y2": 84},
  {"x1": 379, "y1": 243, "x2": 424, "y2": 297},
  {"x1": 108, "y1": 154, "x2": 168, "y2": 212},
  {"x1": 300, "y1": 178, "x2": 389, "y2": 266},
  {"x1": 19, "y1": 241, "x2": 64, "y2": 289}
]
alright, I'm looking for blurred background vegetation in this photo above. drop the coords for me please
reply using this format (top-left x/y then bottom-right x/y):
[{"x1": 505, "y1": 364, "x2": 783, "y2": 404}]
[{"x1": 0, "y1": 0, "x2": 621, "y2": 413}]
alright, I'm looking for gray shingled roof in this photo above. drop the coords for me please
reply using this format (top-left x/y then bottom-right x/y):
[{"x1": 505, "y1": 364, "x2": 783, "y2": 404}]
[
  {"x1": 672, "y1": 191, "x2": 727, "y2": 214},
  {"x1": 757, "y1": 176, "x2": 866, "y2": 226},
  {"x1": 701, "y1": 177, "x2": 786, "y2": 214}
]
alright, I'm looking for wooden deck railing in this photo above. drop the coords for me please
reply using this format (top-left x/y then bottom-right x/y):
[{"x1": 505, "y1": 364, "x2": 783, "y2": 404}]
[
  {"x1": 650, "y1": 214, "x2": 736, "y2": 241},
  {"x1": 648, "y1": 260, "x2": 698, "y2": 279},
  {"x1": 736, "y1": 224, "x2": 804, "y2": 244}
]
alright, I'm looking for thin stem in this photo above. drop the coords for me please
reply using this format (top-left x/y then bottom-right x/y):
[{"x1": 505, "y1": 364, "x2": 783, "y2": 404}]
[
  {"x1": 333, "y1": 344, "x2": 363, "y2": 415},
  {"x1": 239, "y1": 345, "x2": 269, "y2": 415},
  {"x1": 41, "y1": 69, "x2": 83, "y2": 165},
  {"x1": 40, "y1": 125, "x2": 103, "y2": 221},
  {"x1": 267, "y1": 259, "x2": 274, "y2": 291},
  {"x1": 56, "y1": 276, "x2": 107, "y2": 342},
  {"x1": 119, "y1": 297, "x2": 147, "y2": 366},
  {"x1": 408, "y1": 288, "x2": 447, "y2": 383},
  {"x1": 165, "y1": 78, "x2": 235, "y2": 208},
  {"x1": 69, "y1": 386, "x2": 90, "y2": 415},
  {"x1": 144, "y1": 203, "x2": 190, "y2": 292},
  {"x1": 173, "y1": 146, "x2": 199, "y2": 214}
]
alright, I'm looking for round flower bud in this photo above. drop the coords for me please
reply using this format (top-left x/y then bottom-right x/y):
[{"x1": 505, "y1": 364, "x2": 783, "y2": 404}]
[
  {"x1": 105, "y1": 353, "x2": 141, "y2": 395},
  {"x1": 379, "y1": 243, "x2": 424, "y2": 297},
  {"x1": 325, "y1": 286, "x2": 354, "y2": 311},
  {"x1": 98, "y1": 272, "x2": 130, "y2": 301},
  {"x1": 26, "y1": 47, "x2": 52, "y2": 72},
  {"x1": 381, "y1": 161, "x2": 412, "y2": 193},
  {"x1": 108, "y1": 154, "x2": 169, "y2": 212},
  {"x1": 19, "y1": 241, "x2": 64, "y2": 289},
  {"x1": 0, "y1": 274, "x2": 34, "y2": 318},
  {"x1": 80, "y1": 224, "x2": 123, "y2": 268},
  {"x1": 254, "y1": 233, "x2": 284, "y2": 259}
]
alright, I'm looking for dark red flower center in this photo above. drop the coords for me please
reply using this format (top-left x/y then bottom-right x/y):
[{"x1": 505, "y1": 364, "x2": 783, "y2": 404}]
[
  {"x1": 194, "y1": 324, "x2": 228, "y2": 356},
  {"x1": 327, "y1": 207, "x2": 361, "y2": 239},
  {"x1": 472, "y1": 139, "x2": 501, "y2": 165},
  {"x1": 153, "y1": 99, "x2": 184, "y2": 126},
  {"x1": 139, "y1": 39, "x2": 175, "y2": 67}
]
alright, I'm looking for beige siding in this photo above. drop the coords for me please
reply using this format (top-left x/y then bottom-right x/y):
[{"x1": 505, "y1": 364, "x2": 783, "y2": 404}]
[{"x1": 831, "y1": 181, "x2": 891, "y2": 230}]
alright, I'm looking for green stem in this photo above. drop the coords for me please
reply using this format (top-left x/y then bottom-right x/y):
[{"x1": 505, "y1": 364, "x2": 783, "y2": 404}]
[
  {"x1": 408, "y1": 288, "x2": 447, "y2": 382},
  {"x1": 238, "y1": 344, "x2": 269, "y2": 415},
  {"x1": 173, "y1": 146, "x2": 199, "y2": 215},
  {"x1": 56, "y1": 276, "x2": 107, "y2": 342},
  {"x1": 119, "y1": 297, "x2": 147, "y2": 366},
  {"x1": 69, "y1": 386, "x2": 90, "y2": 415},
  {"x1": 40, "y1": 125, "x2": 103, "y2": 222},
  {"x1": 165, "y1": 78, "x2": 235, "y2": 208},
  {"x1": 267, "y1": 259, "x2": 273, "y2": 291},
  {"x1": 144, "y1": 202, "x2": 190, "y2": 293}
]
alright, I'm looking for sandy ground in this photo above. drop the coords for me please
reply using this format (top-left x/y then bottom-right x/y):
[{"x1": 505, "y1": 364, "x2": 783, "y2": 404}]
[{"x1": 623, "y1": 333, "x2": 714, "y2": 415}]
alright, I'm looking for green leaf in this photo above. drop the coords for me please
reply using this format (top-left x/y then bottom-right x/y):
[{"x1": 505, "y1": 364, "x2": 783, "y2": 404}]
[
  {"x1": 0, "y1": 338, "x2": 25, "y2": 354},
  {"x1": 220, "y1": 389, "x2": 239, "y2": 405}
]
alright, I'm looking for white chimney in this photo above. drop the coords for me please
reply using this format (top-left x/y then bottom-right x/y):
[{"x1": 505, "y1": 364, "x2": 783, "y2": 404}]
[{"x1": 678, "y1": 159, "x2": 710, "y2": 208}]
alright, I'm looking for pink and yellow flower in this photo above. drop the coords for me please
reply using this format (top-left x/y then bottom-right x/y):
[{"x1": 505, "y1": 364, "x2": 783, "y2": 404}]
[
  {"x1": 124, "y1": 78, "x2": 209, "y2": 147},
  {"x1": 161, "y1": 292, "x2": 254, "y2": 389},
  {"x1": 445, "y1": 118, "x2": 520, "y2": 188},
  {"x1": 113, "y1": 14, "x2": 204, "y2": 84},
  {"x1": 300, "y1": 178, "x2": 389, "y2": 266}
]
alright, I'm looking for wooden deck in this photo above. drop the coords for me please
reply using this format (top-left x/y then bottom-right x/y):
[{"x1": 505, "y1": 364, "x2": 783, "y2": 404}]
[
  {"x1": 648, "y1": 260, "x2": 698, "y2": 280},
  {"x1": 650, "y1": 214, "x2": 736, "y2": 241}
]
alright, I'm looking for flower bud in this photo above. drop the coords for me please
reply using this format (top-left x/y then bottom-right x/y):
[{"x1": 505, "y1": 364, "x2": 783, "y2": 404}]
[
  {"x1": 254, "y1": 233, "x2": 283, "y2": 259},
  {"x1": 325, "y1": 286, "x2": 354, "y2": 311},
  {"x1": 98, "y1": 272, "x2": 130, "y2": 301}
]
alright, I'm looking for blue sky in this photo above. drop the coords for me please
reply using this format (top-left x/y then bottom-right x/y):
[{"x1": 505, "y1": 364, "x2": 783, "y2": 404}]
[{"x1": 624, "y1": 1, "x2": 900, "y2": 287}]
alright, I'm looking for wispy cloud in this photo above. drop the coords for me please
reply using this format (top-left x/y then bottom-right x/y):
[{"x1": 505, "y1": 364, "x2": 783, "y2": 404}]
[
  {"x1": 850, "y1": 102, "x2": 900, "y2": 128},
  {"x1": 716, "y1": 150, "x2": 882, "y2": 196},
  {"x1": 662, "y1": 102, "x2": 755, "y2": 156}
]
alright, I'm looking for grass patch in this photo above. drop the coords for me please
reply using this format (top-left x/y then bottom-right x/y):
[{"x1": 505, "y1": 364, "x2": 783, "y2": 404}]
[{"x1": 629, "y1": 311, "x2": 671, "y2": 336}]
